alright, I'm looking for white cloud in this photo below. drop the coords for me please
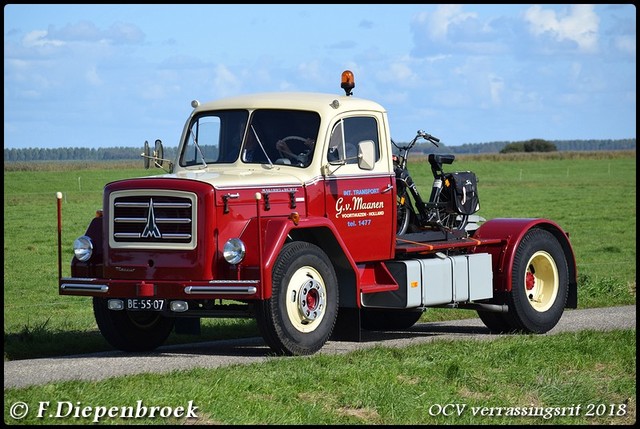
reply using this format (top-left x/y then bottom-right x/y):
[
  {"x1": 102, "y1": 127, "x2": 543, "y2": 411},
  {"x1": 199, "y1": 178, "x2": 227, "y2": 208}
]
[
  {"x1": 614, "y1": 35, "x2": 636, "y2": 57},
  {"x1": 106, "y1": 22, "x2": 145, "y2": 45},
  {"x1": 297, "y1": 61, "x2": 326, "y2": 87},
  {"x1": 504, "y1": 90, "x2": 541, "y2": 114},
  {"x1": 524, "y1": 4, "x2": 599, "y2": 53},
  {"x1": 22, "y1": 30, "x2": 64, "y2": 48},
  {"x1": 428, "y1": 4, "x2": 477, "y2": 40},
  {"x1": 488, "y1": 74, "x2": 504, "y2": 106},
  {"x1": 411, "y1": 5, "x2": 507, "y2": 57},
  {"x1": 45, "y1": 20, "x2": 145, "y2": 45},
  {"x1": 138, "y1": 83, "x2": 175, "y2": 101},
  {"x1": 358, "y1": 19, "x2": 374, "y2": 30},
  {"x1": 85, "y1": 66, "x2": 103, "y2": 86},
  {"x1": 558, "y1": 92, "x2": 589, "y2": 106},
  {"x1": 376, "y1": 62, "x2": 420, "y2": 88},
  {"x1": 213, "y1": 64, "x2": 241, "y2": 97}
]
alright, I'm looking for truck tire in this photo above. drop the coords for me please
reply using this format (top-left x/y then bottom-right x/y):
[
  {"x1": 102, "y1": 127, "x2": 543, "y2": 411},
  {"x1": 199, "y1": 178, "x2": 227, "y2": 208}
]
[
  {"x1": 255, "y1": 242, "x2": 339, "y2": 356},
  {"x1": 93, "y1": 297, "x2": 175, "y2": 352},
  {"x1": 502, "y1": 228, "x2": 569, "y2": 333},
  {"x1": 361, "y1": 308, "x2": 423, "y2": 331}
]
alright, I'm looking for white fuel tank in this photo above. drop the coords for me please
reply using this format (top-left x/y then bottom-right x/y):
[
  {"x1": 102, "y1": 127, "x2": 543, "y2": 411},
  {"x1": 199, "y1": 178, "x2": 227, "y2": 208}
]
[{"x1": 362, "y1": 253, "x2": 493, "y2": 309}]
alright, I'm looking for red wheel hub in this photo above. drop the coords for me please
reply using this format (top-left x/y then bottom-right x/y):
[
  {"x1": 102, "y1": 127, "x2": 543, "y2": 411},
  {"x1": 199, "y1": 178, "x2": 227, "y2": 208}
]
[
  {"x1": 526, "y1": 271, "x2": 535, "y2": 290},
  {"x1": 306, "y1": 288, "x2": 318, "y2": 311}
]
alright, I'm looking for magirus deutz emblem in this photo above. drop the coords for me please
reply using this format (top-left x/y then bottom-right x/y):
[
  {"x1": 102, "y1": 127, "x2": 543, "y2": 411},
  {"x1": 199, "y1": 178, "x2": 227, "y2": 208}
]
[{"x1": 141, "y1": 198, "x2": 162, "y2": 239}]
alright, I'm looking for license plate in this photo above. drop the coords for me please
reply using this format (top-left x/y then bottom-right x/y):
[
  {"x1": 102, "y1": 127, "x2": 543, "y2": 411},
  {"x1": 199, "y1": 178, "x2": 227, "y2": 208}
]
[{"x1": 126, "y1": 298, "x2": 166, "y2": 311}]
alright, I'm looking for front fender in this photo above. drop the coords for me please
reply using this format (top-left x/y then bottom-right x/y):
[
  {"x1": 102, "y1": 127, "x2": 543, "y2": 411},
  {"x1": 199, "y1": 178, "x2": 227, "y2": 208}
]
[
  {"x1": 70, "y1": 215, "x2": 104, "y2": 278},
  {"x1": 472, "y1": 218, "x2": 577, "y2": 308},
  {"x1": 240, "y1": 216, "x2": 359, "y2": 300}
]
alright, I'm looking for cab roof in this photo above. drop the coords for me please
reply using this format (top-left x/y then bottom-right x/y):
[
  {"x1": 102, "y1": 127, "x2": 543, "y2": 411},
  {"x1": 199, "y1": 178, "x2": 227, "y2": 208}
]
[{"x1": 191, "y1": 92, "x2": 386, "y2": 116}]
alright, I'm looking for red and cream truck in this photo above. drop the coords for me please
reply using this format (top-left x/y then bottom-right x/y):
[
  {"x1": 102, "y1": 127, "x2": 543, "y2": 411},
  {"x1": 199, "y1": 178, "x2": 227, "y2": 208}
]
[{"x1": 57, "y1": 71, "x2": 577, "y2": 356}]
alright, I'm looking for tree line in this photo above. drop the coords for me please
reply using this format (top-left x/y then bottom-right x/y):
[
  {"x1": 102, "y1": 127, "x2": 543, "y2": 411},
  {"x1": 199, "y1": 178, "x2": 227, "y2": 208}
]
[
  {"x1": 499, "y1": 139, "x2": 558, "y2": 153},
  {"x1": 416, "y1": 138, "x2": 636, "y2": 155},
  {"x1": 4, "y1": 139, "x2": 636, "y2": 162},
  {"x1": 4, "y1": 146, "x2": 178, "y2": 162}
]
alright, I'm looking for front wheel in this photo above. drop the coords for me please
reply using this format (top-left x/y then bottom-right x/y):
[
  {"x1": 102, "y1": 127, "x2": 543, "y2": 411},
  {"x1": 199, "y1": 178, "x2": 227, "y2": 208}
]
[
  {"x1": 255, "y1": 242, "x2": 339, "y2": 356},
  {"x1": 503, "y1": 228, "x2": 569, "y2": 333},
  {"x1": 93, "y1": 297, "x2": 175, "y2": 352}
]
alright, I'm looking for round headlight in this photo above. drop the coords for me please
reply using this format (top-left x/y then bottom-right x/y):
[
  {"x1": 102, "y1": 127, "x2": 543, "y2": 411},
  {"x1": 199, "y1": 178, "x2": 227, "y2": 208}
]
[
  {"x1": 73, "y1": 235, "x2": 93, "y2": 262},
  {"x1": 223, "y1": 238, "x2": 246, "y2": 265}
]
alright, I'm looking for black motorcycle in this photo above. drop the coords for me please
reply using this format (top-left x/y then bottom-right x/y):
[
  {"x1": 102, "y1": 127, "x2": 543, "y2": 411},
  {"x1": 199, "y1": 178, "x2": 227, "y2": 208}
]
[{"x1": 393, "y1": 130, "x2": 480, "y2": 237}]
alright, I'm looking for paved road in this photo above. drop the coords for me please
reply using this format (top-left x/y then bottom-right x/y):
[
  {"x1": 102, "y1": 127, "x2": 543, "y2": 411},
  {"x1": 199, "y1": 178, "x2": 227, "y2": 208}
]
[{"x1": 4, "y1": 305, "x2": 635, "y2": 389}]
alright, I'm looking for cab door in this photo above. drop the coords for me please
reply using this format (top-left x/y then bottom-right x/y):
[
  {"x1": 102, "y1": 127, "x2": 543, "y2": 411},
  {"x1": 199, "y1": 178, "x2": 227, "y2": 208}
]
[{"x1": 323, "y1": 114, "x2": 395, "y2": 262}]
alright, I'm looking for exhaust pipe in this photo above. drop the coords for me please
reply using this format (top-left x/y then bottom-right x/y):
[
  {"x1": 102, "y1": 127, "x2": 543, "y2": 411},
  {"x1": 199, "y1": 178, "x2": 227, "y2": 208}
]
[
  {"x1": 440, "y1": 303, "x2": 509, "y2": 313},
  {"x1": 56, "y1": 192, "x2": 63, "y2": 281},
  {"x1": 462, "y1": 303, "x2": 509, "y2": 313}
]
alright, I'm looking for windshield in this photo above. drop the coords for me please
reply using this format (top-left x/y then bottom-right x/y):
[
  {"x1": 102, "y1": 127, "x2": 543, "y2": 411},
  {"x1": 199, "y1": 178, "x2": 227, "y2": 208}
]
[
  {"x1": 179, "y1": 109, "x2": 321, "y2": 168},
  {"x1": 179, "y1": 110, "x2": 248, "y2": 167}
]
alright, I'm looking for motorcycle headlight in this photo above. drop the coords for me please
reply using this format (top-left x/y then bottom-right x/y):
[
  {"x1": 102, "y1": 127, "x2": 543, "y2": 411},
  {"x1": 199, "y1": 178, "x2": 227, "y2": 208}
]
[
  {"x1": 73, "y1": 235, "x2": 93, "y2": 262},
  {"x1": 223, "y1": 238, "x2": 246, "y2": 265}
]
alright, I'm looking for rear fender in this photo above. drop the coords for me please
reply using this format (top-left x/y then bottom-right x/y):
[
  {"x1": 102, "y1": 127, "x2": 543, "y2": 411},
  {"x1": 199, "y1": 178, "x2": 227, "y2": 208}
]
[{"x1": 472, "y1": 218, "x2": 577, "y2": 308}]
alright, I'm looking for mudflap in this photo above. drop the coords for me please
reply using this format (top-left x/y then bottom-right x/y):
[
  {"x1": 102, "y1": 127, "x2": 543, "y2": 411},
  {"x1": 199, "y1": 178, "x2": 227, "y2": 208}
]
[
  {"x1": 174, "y1": 317, "x2": 201, "y2": 335},
  {"x1": 330, "y1": 307, "x2": 361, "y2": 342}
]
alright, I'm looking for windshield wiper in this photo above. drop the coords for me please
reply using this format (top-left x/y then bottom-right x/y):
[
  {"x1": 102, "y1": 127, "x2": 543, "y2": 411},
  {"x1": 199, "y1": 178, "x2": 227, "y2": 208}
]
[
  {"x1": 251, "y1": 125, "x2": 274, "y2": 168},
  {"x1": 189, "y1": 128, "x2": 208, "y2": 169}
]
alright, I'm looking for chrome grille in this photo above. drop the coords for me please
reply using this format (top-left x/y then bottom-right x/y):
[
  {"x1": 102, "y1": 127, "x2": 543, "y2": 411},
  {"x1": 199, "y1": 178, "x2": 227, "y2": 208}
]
[{"x1": 111, "y1": 193, "x2": 195, "y2": 248}]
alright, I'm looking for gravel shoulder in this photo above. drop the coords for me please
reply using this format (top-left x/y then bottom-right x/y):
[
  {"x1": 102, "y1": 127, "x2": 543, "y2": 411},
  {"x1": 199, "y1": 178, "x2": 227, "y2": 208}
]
[{"x1": 4, "y1": 305, "x2": 635, "y2": 389}]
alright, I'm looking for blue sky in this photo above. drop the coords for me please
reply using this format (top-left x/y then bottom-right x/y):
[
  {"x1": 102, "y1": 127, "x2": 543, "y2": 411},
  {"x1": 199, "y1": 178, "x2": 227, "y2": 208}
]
[{"x1": 4, "y1": 4, "x2": 636, "y2": 149}]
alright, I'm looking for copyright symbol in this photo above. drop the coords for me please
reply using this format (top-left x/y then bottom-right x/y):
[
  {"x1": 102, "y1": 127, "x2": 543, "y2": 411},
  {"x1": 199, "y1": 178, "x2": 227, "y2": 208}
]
[{"x1": 10, "y1": 402, "x2": 29, "y2": 419}]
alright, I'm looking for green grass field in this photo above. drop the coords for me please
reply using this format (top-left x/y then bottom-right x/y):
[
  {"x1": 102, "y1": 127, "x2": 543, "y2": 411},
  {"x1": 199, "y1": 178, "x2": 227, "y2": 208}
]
[
  {"x1": 3, "y1": 152, "x2": 636, "y2": 360},
  {"x1": 3, "y1": 153, "x2": 636, "y2": 425},
  {"x1": 3, "y1": 330, "x2": 636, "y2": 425}
]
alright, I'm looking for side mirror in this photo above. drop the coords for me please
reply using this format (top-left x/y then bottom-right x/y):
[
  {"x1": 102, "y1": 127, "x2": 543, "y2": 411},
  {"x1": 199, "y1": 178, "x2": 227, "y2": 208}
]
[
  {"x1": 142, "y1": 139, "x2": 171, "y2": 170},
  {"x1": 357, "y1": 140, "x2": 375, "y2": 170},
  {"x1": 153, "y1": 139, "x2": 164, "y2": 168},
  {"x1": 142, "y1": 140, "x2": 150, "y2": 169}
]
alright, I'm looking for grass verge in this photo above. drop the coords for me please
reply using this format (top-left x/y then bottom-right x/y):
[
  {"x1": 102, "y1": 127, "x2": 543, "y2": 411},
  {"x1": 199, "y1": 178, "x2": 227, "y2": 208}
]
[{"x1": 4, "y1": 329, "x2": 635, "y2": 425}]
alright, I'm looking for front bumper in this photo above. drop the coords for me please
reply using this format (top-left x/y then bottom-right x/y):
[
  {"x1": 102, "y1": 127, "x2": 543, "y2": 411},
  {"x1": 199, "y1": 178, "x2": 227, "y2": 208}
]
[{"x1": 59, "y1": 277, "x2": 259, "y2": 300}]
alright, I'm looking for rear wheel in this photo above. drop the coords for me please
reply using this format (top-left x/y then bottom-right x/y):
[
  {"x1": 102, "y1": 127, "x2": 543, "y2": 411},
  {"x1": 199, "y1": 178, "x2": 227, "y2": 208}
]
[
  {"x1": 503, "y1": 228, "x2": 569, "y2": 333},
  {"x1": 477, "y1": 311, "x2": 512, "y2": 333},
  {"x1": 434, "y1": 186, "x2": 468, "y2": 231},
  {"x1": 396, "y1": 188, "x2": 412, "y2": 236},
  {"x1": 93, "y1": 297, "x2": 175, "y2": 352},
  {"x1": 255, "y1": 242, "x2": 339, "y2": 356}
]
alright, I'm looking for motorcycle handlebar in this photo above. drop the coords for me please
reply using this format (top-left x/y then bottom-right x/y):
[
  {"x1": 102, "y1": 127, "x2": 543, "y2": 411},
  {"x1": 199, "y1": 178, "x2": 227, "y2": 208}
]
[
  {"x1": 416, "y1": 130, "x2": 440, "y2": 146},
  {"x1": 394, "y1": 130, "x2": 442, "y2": 151}
]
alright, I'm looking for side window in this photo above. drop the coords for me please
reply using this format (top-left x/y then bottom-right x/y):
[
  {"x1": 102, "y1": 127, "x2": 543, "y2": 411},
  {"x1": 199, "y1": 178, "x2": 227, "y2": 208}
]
[
  {"x1": 327, "y1": 121, "x2": 345, "y2": 162},
  {"x1": 327, "y1": 116, "x2": 380, "y2": 164},
  {"x1": 180, "y1": 116, "x2": 221, "y2": 166}
]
